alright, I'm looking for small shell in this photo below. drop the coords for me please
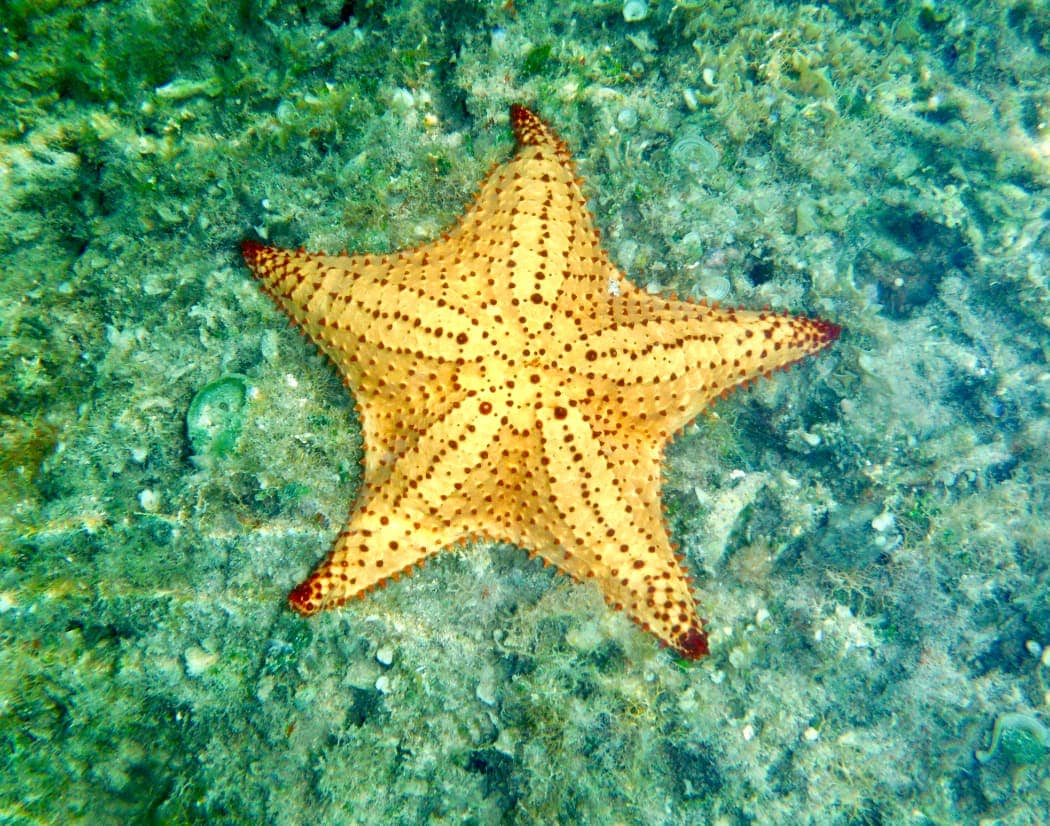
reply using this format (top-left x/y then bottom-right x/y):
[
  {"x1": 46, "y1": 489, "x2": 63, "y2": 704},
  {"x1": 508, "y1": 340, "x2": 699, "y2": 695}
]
[
  {"x1": 669, "y1": 127, "x2": 720, "y2": 172},
  {"x1": 616, "y1": 107, "x2": 639, "y2": 130},
  {"x1": 186, "y1": 374, "x2": 249, "y2": 460},
  {"x1": 623, "y1": 0, "x2": 649, "y2": 23}
]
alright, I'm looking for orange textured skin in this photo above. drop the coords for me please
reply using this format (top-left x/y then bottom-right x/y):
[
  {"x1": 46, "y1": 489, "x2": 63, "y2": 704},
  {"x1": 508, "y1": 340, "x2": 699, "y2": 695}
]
[{"x1": 241, "y1": 105, "x2": 840, "y2": 660}]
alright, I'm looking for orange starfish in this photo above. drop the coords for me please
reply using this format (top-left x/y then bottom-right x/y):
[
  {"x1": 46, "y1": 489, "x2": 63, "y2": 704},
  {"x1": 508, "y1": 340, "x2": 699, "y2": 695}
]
[{"x1": 241, "y1": 105, "x2": 840, "y2": 659}]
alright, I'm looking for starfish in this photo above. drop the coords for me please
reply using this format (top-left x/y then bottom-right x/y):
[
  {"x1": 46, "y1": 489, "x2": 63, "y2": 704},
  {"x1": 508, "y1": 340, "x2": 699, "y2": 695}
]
[{"x1": 241, "y1": 104, "x2": 840, "y2": 659}]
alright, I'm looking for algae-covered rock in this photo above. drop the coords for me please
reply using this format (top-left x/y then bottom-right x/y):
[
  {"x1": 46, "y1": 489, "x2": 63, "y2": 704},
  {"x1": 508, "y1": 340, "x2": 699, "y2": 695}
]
[{"x1": 186, "y1": 374, "x2": 249, "y2": 462}]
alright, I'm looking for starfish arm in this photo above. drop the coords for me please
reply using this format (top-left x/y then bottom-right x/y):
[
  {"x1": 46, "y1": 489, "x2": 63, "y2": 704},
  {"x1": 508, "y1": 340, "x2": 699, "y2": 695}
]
[
  {"x1": 241, "y1": 241, "x2": 496, "y2": 368},
  {"x1": 444, "y1": 107, "x2": 607, "y2": 332},
  {"x1": 571, "y1": 292, "x2": 841, "y2": 434},
  {"x1": 526, "y1": 402, "x2": 709, "y2": 659},
  {"x1": 287, "y1": 395, "x2": 505, "y2": 614}
]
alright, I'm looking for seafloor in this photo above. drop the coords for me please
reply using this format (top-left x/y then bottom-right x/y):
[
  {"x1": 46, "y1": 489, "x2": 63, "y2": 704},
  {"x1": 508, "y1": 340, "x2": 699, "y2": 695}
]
[{"x1": 1, "y1": 0, "x2": 1048, "y2": 823}]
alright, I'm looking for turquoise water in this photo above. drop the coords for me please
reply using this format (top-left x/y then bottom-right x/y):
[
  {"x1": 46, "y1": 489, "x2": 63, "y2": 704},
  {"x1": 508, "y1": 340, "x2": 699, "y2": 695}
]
[{"x1": 2, "y1": 1, "x2": 1048, "y2": 822}]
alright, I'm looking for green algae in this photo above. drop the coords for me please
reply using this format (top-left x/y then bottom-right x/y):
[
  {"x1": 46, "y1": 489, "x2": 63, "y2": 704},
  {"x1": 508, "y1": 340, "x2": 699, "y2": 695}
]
[{"x1": 522, "y1": 43, "x2": 554, "y2": 77}]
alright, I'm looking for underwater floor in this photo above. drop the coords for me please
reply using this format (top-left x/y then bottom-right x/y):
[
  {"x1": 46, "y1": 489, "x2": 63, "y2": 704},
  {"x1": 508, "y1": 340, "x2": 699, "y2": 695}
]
[{"x1": 2, "y1": 1, "x2": 1048, "y2": 823}]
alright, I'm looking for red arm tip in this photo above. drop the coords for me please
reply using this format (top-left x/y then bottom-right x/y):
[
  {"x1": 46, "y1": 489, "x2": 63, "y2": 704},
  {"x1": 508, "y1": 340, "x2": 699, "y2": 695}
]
[
  {"x1": 288, "y1": 581, "x2": 320, "y2": 616},
  {"x1": 241, "y1": 238, "x2": 265, "y2": 264},
  {"x1": 677, "y1": 624, "x2": 710, "y2": 660},
  {"x1": 816, "y1": 318, "x2": 842, "y2": 344}
]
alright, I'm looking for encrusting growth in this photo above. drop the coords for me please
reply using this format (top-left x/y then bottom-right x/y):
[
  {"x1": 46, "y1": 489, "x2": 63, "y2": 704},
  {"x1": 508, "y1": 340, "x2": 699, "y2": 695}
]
[{"x1": 241, "y1": 104, "x2": 840, "y2": 659}]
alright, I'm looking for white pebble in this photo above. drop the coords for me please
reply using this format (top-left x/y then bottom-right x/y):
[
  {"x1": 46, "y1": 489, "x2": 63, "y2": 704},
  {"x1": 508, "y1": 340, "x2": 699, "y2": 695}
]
[
  {"x1": 476, "y1": 669, "x2": 497, "y2": 706},
  {"x1": 800, "y1": 430, "x2": 822, "y2": 447},
  {"x1": 389, "y1": 87, "x2": 414, "y2": 112},
  {"x1": 871, "y1": 510, "x2": 896, "y2": 533},
  {"x1": 184, "y1": 646, "x2": 218, "y2": 677},
  {"x1": 376, "y1": 645, "x2": 394, "y2": 666}
]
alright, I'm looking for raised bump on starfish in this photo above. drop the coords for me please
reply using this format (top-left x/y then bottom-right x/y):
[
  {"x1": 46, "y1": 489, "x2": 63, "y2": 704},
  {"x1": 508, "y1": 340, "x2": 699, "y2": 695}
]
[{"x1": 241, "y1": 104, "x2": 840, "y2": 660}]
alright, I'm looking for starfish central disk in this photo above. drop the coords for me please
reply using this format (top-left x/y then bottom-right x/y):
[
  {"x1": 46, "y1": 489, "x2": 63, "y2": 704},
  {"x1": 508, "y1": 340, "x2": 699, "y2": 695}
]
[{"x1": 241, "y1": 104, "x2": 840, "y2": 660}]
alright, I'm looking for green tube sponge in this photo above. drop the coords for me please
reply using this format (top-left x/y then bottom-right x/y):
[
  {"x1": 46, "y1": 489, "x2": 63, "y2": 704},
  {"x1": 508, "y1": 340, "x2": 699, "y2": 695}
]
[
  {"x1": 975, "y1": 713, "x2": 1050, "y2": 766},
  {"x1": 186, "y1": 374, "x2": 249, "y2": 461}
]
